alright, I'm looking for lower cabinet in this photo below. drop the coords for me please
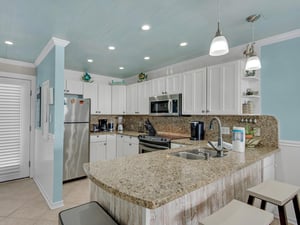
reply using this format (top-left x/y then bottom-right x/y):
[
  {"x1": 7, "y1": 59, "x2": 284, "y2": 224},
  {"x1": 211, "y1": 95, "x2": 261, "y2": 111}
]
[
  {"x1": 116, "y1": 135, "x2": 139, "y2": 158},
  {"x1": 90, "y1": 134, "x2": 116, "y2": 162}
]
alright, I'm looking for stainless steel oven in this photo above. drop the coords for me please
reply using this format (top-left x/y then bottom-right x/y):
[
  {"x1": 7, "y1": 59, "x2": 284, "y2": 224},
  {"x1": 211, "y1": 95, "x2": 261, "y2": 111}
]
[
  {"x1": 149, "y1": 94, "x2": 182, "y2": 116},
  {"x1": 138, "y1": 135, "x2": 171, "y2": 153}
]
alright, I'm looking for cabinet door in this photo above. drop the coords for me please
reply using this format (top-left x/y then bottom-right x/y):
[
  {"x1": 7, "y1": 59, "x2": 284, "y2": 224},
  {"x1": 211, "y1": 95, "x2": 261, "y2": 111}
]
[
  {"x1": 126, "y1": 84, "x2": 138, "y2": 114},
  {"x1": 98, "y1": 83, "x2": 112, "y2": 114},
  {"x1": 89, "y1": 141, "x2": 106, "y2": 162},
  {"x1": 124, "y1": 143, "x2": 139, "y2": 156},
  {"x1": 137, "y1": 81, "x2": 151, "y2": 115},
  {"x1": 207, "y1": 61, "x2": 240, "y2": 114},
  {"x1": 166, "y1": 74, "x2": 182, "y2": 94},
  {"x1": 116, "y1": 135, "x2": 124, "y2": 158},
  {"x1": 106, "y1": 134, "x2": 116, "y2": 160},
  {"x1": 65, "y1": 80, "x2": 83, "y2": 95},
  {"x1": 182, "y1": 68, "x2": 206, "y2": 114},
  {"x1": 83, "y1": 82, "x2": 98, "y2": 114},
  {"x1": 150, "y1": 77, "x2": 166, "y2": 96},
  {"x1": 111, "y1": 85, "x2": 126, "y2": 115}
]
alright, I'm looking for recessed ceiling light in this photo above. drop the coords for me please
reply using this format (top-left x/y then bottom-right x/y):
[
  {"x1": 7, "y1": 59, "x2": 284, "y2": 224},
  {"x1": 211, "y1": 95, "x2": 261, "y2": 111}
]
[
  {"x1": 119, "y1": 66, "x2": 124, "y2": 70},
  {"x1": 4, "y1": 40, "x2": 14, "y2": 45},
  {"x1": 87, "y1": 59, "x2": 93, "y2": 63},
  {"x1": 179, "y1": 42, "x2": 188, "y2": 47},
  {"x1": 144, "y1": 56, "x2": 150, "y2": 60},
  {"x1": 141, "y1": 24, "x2": 151, "y2": 31},
  {"x1": 108, "y1": 46, "x2": 116, "y2": 50}
]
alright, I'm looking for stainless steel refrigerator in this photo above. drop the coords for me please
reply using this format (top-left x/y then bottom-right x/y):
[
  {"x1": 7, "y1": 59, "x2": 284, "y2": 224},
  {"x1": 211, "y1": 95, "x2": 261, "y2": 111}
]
[{"x1": 63, "y1": 97, "x2": 90, "y2": 182}]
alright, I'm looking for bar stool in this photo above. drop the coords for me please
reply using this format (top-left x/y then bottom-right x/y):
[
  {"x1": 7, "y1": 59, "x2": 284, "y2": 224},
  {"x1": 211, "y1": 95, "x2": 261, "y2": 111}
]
[
  {"x1": 247, "y1": 180, "x2": 300, "y2": 225},
  {"x1": 200, "y1": 199, "x2": 274, "y2": 225}
]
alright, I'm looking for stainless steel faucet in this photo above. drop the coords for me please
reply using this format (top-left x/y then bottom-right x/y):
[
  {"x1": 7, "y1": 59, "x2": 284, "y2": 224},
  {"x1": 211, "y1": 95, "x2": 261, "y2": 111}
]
[{"x1": 208, "y1": 117, "x2": 224, "y2": 157}]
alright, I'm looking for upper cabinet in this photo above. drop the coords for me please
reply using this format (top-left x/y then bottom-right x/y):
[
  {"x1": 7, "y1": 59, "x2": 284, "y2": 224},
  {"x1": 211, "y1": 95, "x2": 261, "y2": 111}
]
[
  {"x1": 182, "y1": 68, "x2": 207, "y2": 114},
  {"x1": 182, "y1": 60, "x2": 242, "y2": 115},
  {"x1": 150, "y1": 74, "x2": 182, "y2": 96},
  {"x1": 83, "y1": 82, "x2": 111, "y2": 115},
  {"x1": 111, "y1": 85, "x2": 126, "y2": 115},
  {"x1": 126, "y1": 81, "x2": 151, "y2": 115},
  {"x1": 206, "y1": 61, "x2": 241, "y2": 114},
  {"x1": 64, "y1": 80, "x2": 83, "y2": 95}
]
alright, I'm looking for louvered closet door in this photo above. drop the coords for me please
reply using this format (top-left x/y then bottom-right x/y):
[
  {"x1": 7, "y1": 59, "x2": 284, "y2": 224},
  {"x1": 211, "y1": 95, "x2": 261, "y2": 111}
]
[{"x1": 0, "y1": 77, "x2": 30, "y2": 182}]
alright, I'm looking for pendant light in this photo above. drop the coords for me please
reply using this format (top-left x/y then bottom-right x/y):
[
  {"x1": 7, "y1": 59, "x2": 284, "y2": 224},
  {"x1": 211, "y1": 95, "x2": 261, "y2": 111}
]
[
  {"x1": 244, "y1": 14, "x2": 261, "y2": 71},
  {"x1": 209, "y1": 0, "x2": 229, "y2": 56}
]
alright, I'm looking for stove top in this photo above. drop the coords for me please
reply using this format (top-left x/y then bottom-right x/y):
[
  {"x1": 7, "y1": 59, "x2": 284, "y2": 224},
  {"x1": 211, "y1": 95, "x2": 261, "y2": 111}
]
[{"x1": 138, "y1": 135, "x2": 170, "y2": 143}]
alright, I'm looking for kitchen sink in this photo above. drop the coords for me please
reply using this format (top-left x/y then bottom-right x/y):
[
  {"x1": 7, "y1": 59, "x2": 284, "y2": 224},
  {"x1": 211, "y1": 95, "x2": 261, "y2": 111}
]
[{"x1": 170, "y1": 148, "x2": 220, "y2": 160}]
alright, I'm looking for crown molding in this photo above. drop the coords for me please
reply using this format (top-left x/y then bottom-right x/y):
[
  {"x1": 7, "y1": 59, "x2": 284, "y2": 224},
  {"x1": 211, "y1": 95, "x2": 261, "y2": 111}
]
[
  {"x1": 0, "y1": 57, "x2": 35, "y2": 68},
  {"x1": 34, "y1": 37, "x2": 70, "y2": 66},
  {"x1": 257, "y1": 29, "x2": 300, "y2": 47}
]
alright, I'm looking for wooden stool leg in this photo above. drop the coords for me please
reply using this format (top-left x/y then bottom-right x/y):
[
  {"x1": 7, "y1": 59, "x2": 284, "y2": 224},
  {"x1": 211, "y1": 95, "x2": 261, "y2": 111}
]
[
  {"x1": 278, "y1": 205, "x2": 288, "y2": 225},
  {"x1": 292, "y1": 195, "x2": 300, "y2": 225},
  {"x1": 260, "y1": 200, "x2": 267, "y2": 210},
  {"x1": 247, "y1": 195, "x2": 255, "y2": 205}
]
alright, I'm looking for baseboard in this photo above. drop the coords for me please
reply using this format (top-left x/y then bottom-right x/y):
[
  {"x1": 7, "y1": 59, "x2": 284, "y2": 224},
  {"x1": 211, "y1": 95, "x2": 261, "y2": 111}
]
[{"x1": 33, "y1": 177, "x2": 64, "y2": 209}]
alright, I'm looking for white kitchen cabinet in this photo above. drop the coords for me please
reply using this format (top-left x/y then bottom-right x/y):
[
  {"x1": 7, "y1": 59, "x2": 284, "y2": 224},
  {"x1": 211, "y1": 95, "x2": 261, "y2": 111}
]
[
  {"x1": 90, "y1": 135, "x2": 116, "y2": 162},
  {"x1": 83, "y1": 82, "x2": 111, "y2": 115},
  {"x1": 111, "y1": 85, "x2": 126, "y2": 115},
  {"x1": 182, "y1": 60, "x2": 241, "y2": 115},
  {"x1": 106, "y1": 134, "x2": 117, "y2": 160},
  {"x1": 126, "y1": 83, "x2": 138, "y2": 114},
  {"x1": 126, "y1": 81, "x2": 151, "y2": 115},
  {"x1": 90, "y1": 135, "x2": 107, "y2": 162},
  {"x1": 182, "y1": 68, "x2": 207, "y2": 115},
  {"x1": 150, "y1": 74, "x2": 182, "y2": 96},
  {"x1": 137, "y1": 81, "x2": 151, "y2": 114},
  {"x1": 64, "y1": 80, "x2": 83, "y2": 95},
  {"x1": 207, "y1": 61, "x2": 241, "y2": 114},
  {"x1": 116, "y1": 135, "x2": 139, "y2": 158}
]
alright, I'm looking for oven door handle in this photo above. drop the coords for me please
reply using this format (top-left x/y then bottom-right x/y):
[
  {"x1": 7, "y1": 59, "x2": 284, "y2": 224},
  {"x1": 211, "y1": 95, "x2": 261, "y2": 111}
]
[{"x1": 140, "y1": 142, "x2": 169, "y2": 150}]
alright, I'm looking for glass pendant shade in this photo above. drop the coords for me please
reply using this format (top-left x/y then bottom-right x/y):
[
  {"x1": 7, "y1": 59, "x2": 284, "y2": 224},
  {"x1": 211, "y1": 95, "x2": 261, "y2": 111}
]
[
  {"x1": 209, "y1": 22, "x2": 229, "y2": 56},
  {"x1": 209, "y1": 35, "x2": 229, "y2": 56},
  {"x1": 245, "y1": 55, "x2": 261, "y2": 71}
]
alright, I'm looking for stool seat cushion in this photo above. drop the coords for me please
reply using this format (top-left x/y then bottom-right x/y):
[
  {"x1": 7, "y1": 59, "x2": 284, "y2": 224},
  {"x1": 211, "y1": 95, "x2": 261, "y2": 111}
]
[
  {"x1": 247, "y1": 180, "x2": 300, "y2": 206},
  {"x1": 200, "y1": 199, "x2": 273, "y2": 225}
]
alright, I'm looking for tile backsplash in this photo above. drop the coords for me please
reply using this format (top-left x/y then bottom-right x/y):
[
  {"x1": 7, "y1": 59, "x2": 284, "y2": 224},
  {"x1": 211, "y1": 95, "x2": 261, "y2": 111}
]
[{"x1": 122, "y1": 115, "x2": 278, "y2": 148}]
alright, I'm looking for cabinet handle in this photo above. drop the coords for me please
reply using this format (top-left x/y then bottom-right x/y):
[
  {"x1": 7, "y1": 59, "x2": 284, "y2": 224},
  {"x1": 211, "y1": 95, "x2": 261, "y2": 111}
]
[
  {"x1": 135, "y1": 112, "x2": 139, "y2": 114},
  {"x1": 104, "y1": 143, "x2": 107, "y2": 146},
  {"x1": 206, "y1": 110, "x2": 210, "y2": 113},
  {"x1": 202, "y1": 110, "x2": 205, "y2": 113},
  {"x1": 129, "y1": 143, "x2": 132, "y2": 146}
]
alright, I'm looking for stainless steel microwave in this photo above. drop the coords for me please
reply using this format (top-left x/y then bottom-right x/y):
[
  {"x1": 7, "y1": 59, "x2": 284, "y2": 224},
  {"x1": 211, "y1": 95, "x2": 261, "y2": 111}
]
[{"x1": 149, "y1": 94, "x2": 182, "y2": 116}]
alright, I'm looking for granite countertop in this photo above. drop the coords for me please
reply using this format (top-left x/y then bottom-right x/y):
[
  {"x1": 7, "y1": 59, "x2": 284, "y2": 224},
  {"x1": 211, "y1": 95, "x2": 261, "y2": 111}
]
[{"x1": 84, "y1": 140, "x2": 279, "y2": 209}]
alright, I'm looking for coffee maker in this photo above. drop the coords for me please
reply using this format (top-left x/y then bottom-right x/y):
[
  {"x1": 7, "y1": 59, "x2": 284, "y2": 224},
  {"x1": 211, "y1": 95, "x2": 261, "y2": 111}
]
[
  {"x1": 98, "y1": 119, "x2": 108, "y2": 131},
  {"x1": 190, "y1": 121, "x2": 205, "y2": 140}
]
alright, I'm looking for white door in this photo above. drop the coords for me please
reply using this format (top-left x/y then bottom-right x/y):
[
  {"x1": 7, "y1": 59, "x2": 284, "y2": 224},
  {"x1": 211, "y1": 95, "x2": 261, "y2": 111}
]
[{"x1": 0, "y1": 77, "x2": 30, "y2": 182}]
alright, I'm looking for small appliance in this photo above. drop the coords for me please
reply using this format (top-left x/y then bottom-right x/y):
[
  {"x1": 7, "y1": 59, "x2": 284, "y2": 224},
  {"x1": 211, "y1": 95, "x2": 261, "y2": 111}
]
[
  {"x1": 190, "y1": 121, "x2": 205, "y2": 140},
  {"x1": 117, "y1": 116, "x2": 123, "y2": 132},
  {"x1": 98, "y1": 119, "x2": 108, "y2": 131},
  {"x1": 149, "y1": 93, "x2": 182, "y2": 116},
  {"x1": 108, "y1": 121, "x2": 114, "y2": 132}
]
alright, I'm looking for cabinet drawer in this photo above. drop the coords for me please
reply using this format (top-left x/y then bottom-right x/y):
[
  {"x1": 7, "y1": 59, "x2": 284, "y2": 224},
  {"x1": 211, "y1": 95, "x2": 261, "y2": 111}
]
[{"x1": 90, "y1": 135, "x2": 106, "y2": 142}]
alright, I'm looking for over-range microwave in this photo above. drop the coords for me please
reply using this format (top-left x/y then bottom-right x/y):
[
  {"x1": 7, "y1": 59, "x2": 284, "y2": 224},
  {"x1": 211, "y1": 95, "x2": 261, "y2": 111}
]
[{"x1": 149, "y1": 93, "x2": 182, "y2": 116}]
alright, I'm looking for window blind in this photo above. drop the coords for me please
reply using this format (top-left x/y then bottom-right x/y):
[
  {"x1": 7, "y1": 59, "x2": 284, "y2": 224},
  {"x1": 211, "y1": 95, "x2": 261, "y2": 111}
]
[{"x1": 0, "y1": 83, "x2": 21, "y2": 176}]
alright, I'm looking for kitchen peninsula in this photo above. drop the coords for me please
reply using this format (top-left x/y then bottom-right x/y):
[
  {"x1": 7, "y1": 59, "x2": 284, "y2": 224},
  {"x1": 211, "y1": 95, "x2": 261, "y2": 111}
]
[{"x1": 84, "y1": 140, "x2": 278, "y2": 225}]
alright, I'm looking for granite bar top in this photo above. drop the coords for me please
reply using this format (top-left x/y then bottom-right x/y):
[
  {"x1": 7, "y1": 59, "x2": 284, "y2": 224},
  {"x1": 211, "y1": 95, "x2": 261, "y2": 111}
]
[{"x1": 84, "y1": 141, "x2": 279, "y2": 209}]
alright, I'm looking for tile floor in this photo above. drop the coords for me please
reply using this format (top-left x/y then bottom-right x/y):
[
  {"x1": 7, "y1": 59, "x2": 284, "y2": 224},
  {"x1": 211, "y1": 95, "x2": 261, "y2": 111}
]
[
  {"x1": 0, "y1": 178, "x2": 287, "y2": 225},
  {"x1": 0, "y1": 178, "x2": 89, "y2": 225}
]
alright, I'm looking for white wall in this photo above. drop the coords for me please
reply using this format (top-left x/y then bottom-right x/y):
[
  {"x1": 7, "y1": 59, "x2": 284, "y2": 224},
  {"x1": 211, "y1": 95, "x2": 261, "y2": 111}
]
[{"x1": 275, "y1": 141, "x2": 300, "y2": 224}]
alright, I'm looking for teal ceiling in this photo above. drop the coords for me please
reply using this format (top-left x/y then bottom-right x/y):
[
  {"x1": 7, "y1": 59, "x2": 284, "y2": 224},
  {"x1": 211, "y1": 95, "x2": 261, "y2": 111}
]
[{"x1": 1, "y1": 0, "x2": 300, "y2": 78}]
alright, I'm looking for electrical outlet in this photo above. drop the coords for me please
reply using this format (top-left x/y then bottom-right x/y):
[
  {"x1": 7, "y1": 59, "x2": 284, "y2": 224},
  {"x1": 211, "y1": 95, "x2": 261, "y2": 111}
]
[
  {"x1": 221, "y1": 127, "x2": 230, "y2": 135},
  {"x1": 253, "y1": 127, "x2": 261, "y2": 137}
]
